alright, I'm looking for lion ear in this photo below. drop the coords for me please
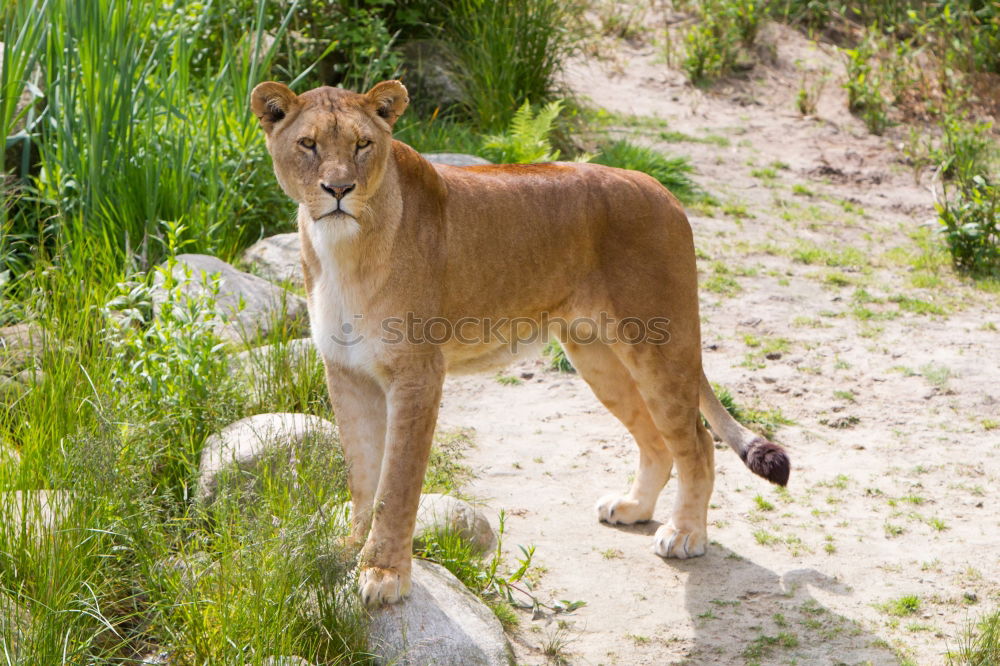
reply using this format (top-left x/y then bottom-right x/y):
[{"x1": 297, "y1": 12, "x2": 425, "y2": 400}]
[
  {"x1": 365, "y1": 80, "x2": 409, "y2": 127},
  {"x1": 251, "y1": 81, "x2": 298, "y2": 134}
]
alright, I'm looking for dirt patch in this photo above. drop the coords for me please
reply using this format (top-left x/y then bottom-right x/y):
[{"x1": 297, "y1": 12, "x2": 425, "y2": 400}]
[{"x1": 435, "y1": 18, "x2": 1000, "y2": 666}]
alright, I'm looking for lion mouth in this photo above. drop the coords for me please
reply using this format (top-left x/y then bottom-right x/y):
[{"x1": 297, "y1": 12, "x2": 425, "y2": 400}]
[{"x1": 317, "y1": 209, "x2": 355, "y2": 221}]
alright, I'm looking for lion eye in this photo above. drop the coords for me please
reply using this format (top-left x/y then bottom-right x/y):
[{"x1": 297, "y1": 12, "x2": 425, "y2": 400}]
[
  {"x1": 298, "y1": 137, "x2": 316, "y2": 150},
  {"x1": 356, "y1": 139, "x2": 371, "y2": 150}
]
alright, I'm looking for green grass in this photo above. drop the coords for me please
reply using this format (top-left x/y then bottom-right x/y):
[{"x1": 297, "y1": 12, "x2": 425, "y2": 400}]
[
  {"x1": 949, "y1": 607, "x2": 1000, "y2": 665},
  {"x1": 711, "y1": 383, "x2": 792, "y2": 439},
  {"x1": 592, "y1": 139, "x2": 708, "y2": 205},
  {"x1": 879, "y1": 595, "x2": 922, "y2": 617}
]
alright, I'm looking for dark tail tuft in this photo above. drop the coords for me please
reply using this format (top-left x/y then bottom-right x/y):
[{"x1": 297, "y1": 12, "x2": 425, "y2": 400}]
[{"x1": 741, "y1": 438, "x2": 791, "y2": 486}]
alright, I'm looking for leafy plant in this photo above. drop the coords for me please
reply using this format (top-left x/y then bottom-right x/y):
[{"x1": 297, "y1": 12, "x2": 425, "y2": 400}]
[
  {"x1": 843, "y1": 32, "x2": 890, "y2": 134},
  {"x1": 544, "y1": 339, "x2": 575, "y2": 373},
  {"x1": 681, "y1": 0, "x2": 762, "y2": 84},
  {"x1": 481, "y1": 100, "x2": 564, "y2": 164},
  {"x1": 936, "y1": 175, "x2": 999, "y2": 278},
  {"x1": 592, "y1": 140, "x2": 706, "y2": 205}
]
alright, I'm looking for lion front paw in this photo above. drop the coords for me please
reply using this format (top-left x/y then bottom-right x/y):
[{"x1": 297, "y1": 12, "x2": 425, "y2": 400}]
[
  {"x1": 359, "y1": 565, "x2": 412, "y2": 608},
  {"x1": 652, "y1": 523, "x2": 707, "y2": 559},
  {"x1": 595, "y1": 494, "x2": 653, "y2": 525}
]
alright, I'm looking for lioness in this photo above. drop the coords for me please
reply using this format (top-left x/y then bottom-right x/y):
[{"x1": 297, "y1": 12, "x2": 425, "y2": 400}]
[{"x1": 251, "y1": 80, "x2": 790, "y2": 607}]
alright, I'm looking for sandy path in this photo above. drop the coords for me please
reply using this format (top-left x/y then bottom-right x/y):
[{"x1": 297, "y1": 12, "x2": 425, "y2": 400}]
[{"x1": 436, "y1": 20, "x2": 999, "y2": 666}]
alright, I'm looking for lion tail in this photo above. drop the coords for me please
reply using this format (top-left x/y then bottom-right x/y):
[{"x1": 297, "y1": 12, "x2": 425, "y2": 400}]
[{"x1": 699, "y1": 371, "x2": 790, "y2": 486}]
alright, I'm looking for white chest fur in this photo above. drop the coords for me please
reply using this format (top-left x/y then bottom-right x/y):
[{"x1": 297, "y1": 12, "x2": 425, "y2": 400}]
[{"x1": 303, "y1": 212, "x2": 378, "y2": 374}]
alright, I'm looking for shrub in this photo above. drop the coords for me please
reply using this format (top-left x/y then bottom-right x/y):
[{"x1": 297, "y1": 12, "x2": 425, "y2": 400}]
[
  {"x1": 937, "y1": 175, "x2": 1000, "y2": 278},
  {"x1": 842, "y1": 32, "x2": 890, "y2": 134},
  {"x1": 681, "y1": 0, "x2": 762, "y2": 84},
  {"x1": 592, "y1": 140, "x2": 706, "y2": 205}
]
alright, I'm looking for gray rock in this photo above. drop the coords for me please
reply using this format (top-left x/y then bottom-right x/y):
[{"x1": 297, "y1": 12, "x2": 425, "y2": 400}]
[
  {"x1": 242, "y1": 233, "x2": 303, "y2": 287},
  {"x1": 0, "y1": 322, "x2": 47, "y2": 374},
  {"x1": 332, "y1": 494, "x2": 496, "y2": 555},
  {"x1": 261, "y1": 657, "x2": 312, "y2": 666},
  {"x1": 152, "y1": 254, "x2": 306, "y2": 345},
  {"x1": 0, "y1": 442, "x2": 19, "y2": 468},
  {"x1": 367, "y1": 559, "x2": 514, "y2": 666},
  {"x1": 399, "y1": 41, "x2": 464, "y2": 114},
  {"x1": 414, "y1": 494, "x2": 497, "y2": 556},
  {"x1": 196, "y1": 413, "x2": 337, "y2": 504},
  {"x1": 1, "y1": 490, "x2": 72, "y2": 535},
  {"x1": 422, "y1": 153, "x2": 493, "y2": 167}
]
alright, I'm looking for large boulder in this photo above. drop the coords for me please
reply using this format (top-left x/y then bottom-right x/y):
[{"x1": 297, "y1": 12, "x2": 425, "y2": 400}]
[
  {"x1": 195, "y1": 413, "x2": 337, "y2": 504},
  {"x1": 332, "y1": 494, "x2": 496, "y2": 556},
  {"x1": 422, "y1": 153, "x2": 492, "y2": 167},
  {"x1": 414, "y1": 493, "x2": 497, "y2": 556},
  {"x1": 242, "y1": 233, "x2": 303, "y2": 287},
  {"x1": 152, "y1": 254, "x2": 306, "y2": 345},
  {"x1": 398, "y1": 41, "x2": 464, "y2": 116},
  {"x1": 367, "y1": 559, "x2": 514, "y2": 666}
]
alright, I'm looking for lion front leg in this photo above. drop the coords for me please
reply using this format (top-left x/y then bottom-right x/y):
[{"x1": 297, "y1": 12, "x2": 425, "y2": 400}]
[
  {"x1": 358, "y1": 355, "x2": 444, "y2": 607},
  {"x1": 324, "y1": 362, "x2": 387, "y2": 548}
]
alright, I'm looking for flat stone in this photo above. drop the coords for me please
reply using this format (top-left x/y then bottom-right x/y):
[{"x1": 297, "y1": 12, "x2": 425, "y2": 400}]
[
  {"x1": 195, "y1": 413, "x2": 337, "y2": 504},
  {"x1": 242, "y1": 233, "x2": 303, "y2": 287},
  {"x1": 152, "y1": 254, "x2": 306, "y2": 345},
  {"x1": 367, "y1": 559, "x2": 514, "y2": 666},
  {"x1": 422, "y1": 153, "x2": 492, "y2": 167}
]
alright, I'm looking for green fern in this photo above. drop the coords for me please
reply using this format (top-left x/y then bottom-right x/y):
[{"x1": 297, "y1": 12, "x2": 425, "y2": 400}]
[{"x1": 481, "y1": 100, "x2": 563, "y2": 164}]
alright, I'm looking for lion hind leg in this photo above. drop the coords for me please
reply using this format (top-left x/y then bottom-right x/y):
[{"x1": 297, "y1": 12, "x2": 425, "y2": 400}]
[
  {"x1": 610, "y1": 343, "x2": 715, "y2": 560},
  {"x1": 561, "y1": 340, "x2": 673, "y2": 526}
]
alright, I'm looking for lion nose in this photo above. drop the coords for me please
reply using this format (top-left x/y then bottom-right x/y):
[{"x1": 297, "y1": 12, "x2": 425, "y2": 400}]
[{"x1": 321, "y1": 182, "x2": 356, "y2": 200}]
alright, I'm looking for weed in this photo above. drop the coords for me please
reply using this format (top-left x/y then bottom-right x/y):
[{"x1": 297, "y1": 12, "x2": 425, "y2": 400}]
[
  {"x1": 722, "y1": 202, "x2": 755, "y2": 219},
  {"x1": 884, "y1": 522, "x2": 906, "y2": 538},
  {"x1": 920, "y1": 363, "x2": 952, "y2": 388},
  {"x1": 879, "y1": 595, "x2": 921, "y2": 617},
  {"x1": 796, "y1": 69, "x2": 828, "y2": 115},
  {"x1": 495, "y1": 373, "x2": 523, "y2": 386},
  {"x1": 927, "y1": 517, "x2": 949, "y2": 531},
  {"x1": 754, "y1": 495, "x2": 775, "y2": 511},
  {"x1": 541, "y1": 339, "x2": 575, "y2": 373},
  {"x1": 753, "y1": 529, "x2": 779, "y2": 546}
]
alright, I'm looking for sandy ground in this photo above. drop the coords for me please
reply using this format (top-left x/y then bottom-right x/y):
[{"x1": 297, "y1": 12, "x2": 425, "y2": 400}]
[{"x1": 435, "y1": 19, "x2": 1000, "y2": 666}]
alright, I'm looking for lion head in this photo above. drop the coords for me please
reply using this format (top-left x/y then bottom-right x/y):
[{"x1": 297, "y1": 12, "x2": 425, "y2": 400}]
[{"x1": 250, "y1": 80, "x2": 409, "y2": 222}]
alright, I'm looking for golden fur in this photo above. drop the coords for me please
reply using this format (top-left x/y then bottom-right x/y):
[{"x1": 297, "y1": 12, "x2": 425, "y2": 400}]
[{"x1": 251, "y1": 80, "x2": 790, "y2": 607}]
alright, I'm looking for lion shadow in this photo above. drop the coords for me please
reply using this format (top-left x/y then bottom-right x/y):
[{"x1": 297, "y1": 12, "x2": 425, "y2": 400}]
[{"x1": 604, "y1": 521, "x2": 900, "y2": 665}]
